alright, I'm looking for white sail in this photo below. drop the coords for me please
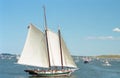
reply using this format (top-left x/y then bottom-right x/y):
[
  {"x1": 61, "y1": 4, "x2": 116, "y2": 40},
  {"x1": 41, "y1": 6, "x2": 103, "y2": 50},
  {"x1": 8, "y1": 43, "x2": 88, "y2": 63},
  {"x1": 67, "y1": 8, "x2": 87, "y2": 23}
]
[
  {"x1": 18, "y1": 24, "x2": 49, "y2": 68},
  {"x1": 61, "y1": 37, "x2": 77, "y2": 68},
  {"x1": 18, "y1": 24, "x2": 77, "y2": 68},
  {"x1": 47, "y1": 30, "x2": 62, "y2": 66},
  {"x1": 47, "y1": 29, "x2": 77, "y2": 68}
]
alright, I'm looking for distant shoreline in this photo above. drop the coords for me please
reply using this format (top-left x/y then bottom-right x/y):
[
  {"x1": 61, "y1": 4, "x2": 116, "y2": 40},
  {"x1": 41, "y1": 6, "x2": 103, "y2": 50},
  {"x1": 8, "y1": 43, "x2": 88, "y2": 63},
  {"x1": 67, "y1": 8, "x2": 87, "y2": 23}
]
[
  {"x1": 1, "y1": 53, "x2": 120, "y2": 59},
  {"x1": 96, "y1": 55, "x2": 120, "y2": 58}
]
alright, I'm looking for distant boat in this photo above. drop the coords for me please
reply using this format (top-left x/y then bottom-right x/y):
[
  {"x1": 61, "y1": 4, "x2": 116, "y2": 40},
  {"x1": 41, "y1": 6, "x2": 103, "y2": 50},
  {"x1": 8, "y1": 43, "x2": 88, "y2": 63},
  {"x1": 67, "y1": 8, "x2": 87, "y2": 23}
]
[
  {"x1": 83, "y1": 57, "x2": 91, "y2": 64},
  {"x1": 102, "y1": 60, "x2": 111, "y2": 66},
  {"x1": 84, "y1": 60, "x2": 89, "y2": 64},
  {"x1": 17, "y1": 7, "x2": 78, "y2": 77}
]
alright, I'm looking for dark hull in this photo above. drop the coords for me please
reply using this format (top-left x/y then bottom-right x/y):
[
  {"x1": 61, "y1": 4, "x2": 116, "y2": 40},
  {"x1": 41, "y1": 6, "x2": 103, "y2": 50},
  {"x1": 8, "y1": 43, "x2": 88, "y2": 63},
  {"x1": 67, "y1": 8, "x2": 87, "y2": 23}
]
[
  {"x1": 24, "y1": 70, "x2": 72, "y2": 77},
  {"x1": 84, "y1": 61, "x2": 89, "y2": 64}
]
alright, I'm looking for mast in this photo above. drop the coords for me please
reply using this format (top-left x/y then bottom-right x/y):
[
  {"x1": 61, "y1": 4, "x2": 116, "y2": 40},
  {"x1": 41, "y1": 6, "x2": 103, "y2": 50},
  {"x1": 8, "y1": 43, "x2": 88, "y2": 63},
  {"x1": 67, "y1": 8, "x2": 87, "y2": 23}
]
[
  {"x1": 58, "y1": 26, "x2": 63, "y2": 69},
  {"x1": 43, "y1": 6, "x2": 51, "y2": 68}
]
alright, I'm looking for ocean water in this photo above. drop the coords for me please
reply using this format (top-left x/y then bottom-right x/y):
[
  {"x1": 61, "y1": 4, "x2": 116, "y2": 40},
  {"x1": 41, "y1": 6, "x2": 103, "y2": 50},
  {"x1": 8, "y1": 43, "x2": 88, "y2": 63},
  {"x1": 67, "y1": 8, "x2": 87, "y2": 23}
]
[{"x1": 0, "y1": 58, "x2": 120, "y2": 78}]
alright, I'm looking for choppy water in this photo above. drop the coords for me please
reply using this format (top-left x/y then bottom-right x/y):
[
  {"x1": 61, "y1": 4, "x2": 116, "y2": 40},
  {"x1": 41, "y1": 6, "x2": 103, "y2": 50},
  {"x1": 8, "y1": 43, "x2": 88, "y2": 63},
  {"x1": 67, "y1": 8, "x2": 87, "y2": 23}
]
[{"x1": 0, "y1": 58, "x2": 120, "y2": 78}]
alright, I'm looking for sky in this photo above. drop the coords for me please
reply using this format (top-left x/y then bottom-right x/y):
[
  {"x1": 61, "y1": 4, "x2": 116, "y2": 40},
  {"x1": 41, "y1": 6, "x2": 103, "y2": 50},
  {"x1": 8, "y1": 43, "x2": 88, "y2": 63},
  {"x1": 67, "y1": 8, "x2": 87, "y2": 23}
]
[{"x1": 0, "y1": 0, "x2": 120, "y2": 56}]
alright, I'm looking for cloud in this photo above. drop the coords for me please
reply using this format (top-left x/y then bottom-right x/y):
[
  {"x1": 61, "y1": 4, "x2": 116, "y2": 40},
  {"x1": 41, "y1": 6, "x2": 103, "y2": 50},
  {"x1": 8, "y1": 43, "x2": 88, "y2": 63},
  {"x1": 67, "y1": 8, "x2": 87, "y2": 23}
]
[
  {"x1": 86, "y1": 36, "x2": 120, "y2": 40},
  {"x1": 113, "y1": 27, "x2": 120, "y2": 32}
]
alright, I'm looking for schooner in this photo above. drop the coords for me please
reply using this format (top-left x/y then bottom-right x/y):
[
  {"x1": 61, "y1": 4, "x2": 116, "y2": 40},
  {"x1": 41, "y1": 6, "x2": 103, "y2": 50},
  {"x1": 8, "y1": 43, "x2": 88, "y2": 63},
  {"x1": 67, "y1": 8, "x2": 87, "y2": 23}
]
[{"x1": 17, "y1": 7, "x2": 78, "y2": 77}]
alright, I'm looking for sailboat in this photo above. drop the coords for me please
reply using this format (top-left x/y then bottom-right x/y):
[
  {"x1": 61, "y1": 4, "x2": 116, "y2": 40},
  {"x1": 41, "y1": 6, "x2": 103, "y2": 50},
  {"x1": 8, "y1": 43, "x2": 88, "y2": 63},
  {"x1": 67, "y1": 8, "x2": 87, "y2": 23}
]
[
  {"x1": 102, "y1": 59, "x2": 111, "y2": 66},
  {"x1": 17, "y1": 7, "x2": 78, "y2": 77}
]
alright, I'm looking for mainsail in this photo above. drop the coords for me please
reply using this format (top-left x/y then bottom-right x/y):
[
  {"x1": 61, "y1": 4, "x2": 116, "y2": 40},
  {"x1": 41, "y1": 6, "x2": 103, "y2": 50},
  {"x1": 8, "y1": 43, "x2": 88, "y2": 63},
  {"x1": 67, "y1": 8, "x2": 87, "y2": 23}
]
[
  {"x1": 18, "y1": 24, "x2": 49, "y2": 68},
  {"x1": 18, "y1": 24, "x2": 77, "y2": 68}
]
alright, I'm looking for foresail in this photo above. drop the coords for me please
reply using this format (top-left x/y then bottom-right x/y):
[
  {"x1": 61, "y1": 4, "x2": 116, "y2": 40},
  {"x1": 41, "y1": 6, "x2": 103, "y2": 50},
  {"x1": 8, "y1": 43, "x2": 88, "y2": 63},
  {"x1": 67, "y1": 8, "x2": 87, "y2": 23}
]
[
  {"x1": 46, "y1": 29, "x2": 77, "y2": 68},
  {"x1": 18, "y1": 24, "x2": 49, "y2": 68},
  {"x1": 61, "y1": 37, "x2": 77, "y2": 68},
  {"x1": 47, "y1": 30, "x2": 62, "y2": 66}
]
